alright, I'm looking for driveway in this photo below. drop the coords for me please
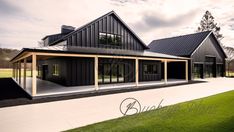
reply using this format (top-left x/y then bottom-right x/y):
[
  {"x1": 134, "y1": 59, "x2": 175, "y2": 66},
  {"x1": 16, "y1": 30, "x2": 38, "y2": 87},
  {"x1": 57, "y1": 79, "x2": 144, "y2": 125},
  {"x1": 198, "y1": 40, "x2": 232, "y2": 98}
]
[{"x1": 0, "y1": 78, "x2": 233, "y2": 132}]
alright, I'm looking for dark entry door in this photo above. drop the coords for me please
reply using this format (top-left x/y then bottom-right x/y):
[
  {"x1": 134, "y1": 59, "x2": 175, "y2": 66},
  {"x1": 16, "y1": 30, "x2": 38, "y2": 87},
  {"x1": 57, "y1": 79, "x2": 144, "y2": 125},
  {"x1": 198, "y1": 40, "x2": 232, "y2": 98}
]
[
  {"x1": 193, "y1": 64, "x2": 203, "y2": 79},
  {"x1": 42, "y1": 65, "x2": 48, "y2": 80},
  {"x1": 205, "y1": 56, "x2": 216, "y2": 78}
]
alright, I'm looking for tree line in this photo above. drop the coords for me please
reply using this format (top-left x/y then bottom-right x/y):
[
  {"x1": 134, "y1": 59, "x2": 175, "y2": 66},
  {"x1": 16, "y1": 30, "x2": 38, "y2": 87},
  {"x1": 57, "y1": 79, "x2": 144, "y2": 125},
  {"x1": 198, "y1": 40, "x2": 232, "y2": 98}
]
[{"x1": 0, "y1": 48, "x2": 19, "y2": 68}]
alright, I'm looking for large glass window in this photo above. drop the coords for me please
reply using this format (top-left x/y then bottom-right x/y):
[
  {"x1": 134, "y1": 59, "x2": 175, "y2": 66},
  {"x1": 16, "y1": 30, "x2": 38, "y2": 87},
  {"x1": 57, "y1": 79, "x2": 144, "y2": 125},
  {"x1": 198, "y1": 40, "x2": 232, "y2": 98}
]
[
  {"x1": 143, "y1": 64, "x2": 158, "y2": 74},
  {"x1": 104, "y1": 64, "x2": 111, "y2": 83},
  {"x1": 118, "y1": 64, "x2": 124, "y2": 82},
  {"x1": 217, "y1": 64, "x2": 223, "y2": 77},
  {"x1": 205, "y1": 64, "x2": 214, "y2": 78},
  {"x1": 99, "y1": 32, "x2": 121, "y2": 46},
  {"x1": 52, "y1": 64, "x2": 59, "y2": 76},
  {"x1": 98, "y1": 63, "x2": 124, "y2": 84},
  {"x1": 193, "y1": 64, "x2": 203, "y2": 78}
]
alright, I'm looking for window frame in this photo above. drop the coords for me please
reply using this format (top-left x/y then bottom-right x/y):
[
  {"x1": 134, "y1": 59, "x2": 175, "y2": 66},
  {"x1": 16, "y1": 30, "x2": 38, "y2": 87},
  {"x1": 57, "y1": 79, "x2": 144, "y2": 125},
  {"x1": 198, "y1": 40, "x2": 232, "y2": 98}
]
[
  {"x1": 98, "y1": 32, "x2": 122, "y2": 46},
  {"x1": 52, "y1": 64, "x2": 59, "y2": 76},
  {"x1": 143, "y1": 63, "x2": 158, "y2": 75}
]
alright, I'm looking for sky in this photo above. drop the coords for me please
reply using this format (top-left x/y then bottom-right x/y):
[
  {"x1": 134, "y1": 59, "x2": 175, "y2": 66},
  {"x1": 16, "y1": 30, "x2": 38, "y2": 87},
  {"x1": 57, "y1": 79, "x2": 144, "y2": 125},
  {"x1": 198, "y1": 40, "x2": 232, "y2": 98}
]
[{"x1": 0, "y1": 0, "x2": 234, "y2": 49}]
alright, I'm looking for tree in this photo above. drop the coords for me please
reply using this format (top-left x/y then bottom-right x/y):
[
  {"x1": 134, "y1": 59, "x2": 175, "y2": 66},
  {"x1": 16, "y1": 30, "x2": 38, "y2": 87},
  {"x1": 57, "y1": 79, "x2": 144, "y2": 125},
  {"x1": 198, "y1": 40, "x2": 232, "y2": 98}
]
[
  {"x1": 197, "y1": 10, "x2": 223, "y2": 41},
  {"x1": 224, "y1": 46, "x2": 234, "y2": 76}
]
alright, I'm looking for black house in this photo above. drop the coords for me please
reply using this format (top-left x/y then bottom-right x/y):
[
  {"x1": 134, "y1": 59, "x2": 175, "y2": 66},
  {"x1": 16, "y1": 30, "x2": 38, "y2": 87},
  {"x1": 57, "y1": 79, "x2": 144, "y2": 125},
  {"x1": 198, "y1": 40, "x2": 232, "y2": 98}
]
[
  {"x1": 11, "y1": 11, "x2": 189, "y2": 97},
  {"x1": 149, "y1": 31, "x2": 227, "y2": 80}
]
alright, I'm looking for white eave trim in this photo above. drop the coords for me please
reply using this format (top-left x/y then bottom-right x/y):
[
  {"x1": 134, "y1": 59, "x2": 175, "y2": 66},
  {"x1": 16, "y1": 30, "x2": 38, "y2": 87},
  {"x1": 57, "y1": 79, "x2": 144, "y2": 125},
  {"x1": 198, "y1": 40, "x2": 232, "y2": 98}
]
[{"x1": 190, "y1": 31, "x2": 212, "y2": 57}]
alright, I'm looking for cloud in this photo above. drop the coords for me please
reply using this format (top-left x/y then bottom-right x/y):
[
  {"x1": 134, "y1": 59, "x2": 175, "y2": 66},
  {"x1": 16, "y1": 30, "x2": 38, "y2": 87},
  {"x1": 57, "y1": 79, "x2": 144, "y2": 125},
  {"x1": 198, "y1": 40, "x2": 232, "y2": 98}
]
[
  {"x1": 0, "y1": 0, "x2": 23, "y2": 15},
  {"x1": 110, "y1": 0, "x2": 147, "y2": 5},
  {"x1": 133, "y1": 10, "x2": 199, "y2": 32}
]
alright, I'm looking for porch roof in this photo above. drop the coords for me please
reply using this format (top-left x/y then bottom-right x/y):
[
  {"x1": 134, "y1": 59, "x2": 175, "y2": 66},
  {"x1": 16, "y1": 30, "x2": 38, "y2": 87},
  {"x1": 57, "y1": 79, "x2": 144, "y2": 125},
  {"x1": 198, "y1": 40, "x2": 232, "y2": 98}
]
[{"x1": 11, "y1": 45, "x2": 189, "y2": 62}]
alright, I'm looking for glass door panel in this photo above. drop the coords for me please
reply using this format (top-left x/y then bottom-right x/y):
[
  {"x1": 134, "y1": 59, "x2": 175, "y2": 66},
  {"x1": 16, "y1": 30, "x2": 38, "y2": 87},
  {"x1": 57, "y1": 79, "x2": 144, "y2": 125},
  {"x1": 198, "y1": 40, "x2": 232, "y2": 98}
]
[
  {"x1": 111, "y1": 64, "x2": 118, "y2": 83},
  {"x1": 104, "y1": 64, "x2": 111, "y2": 83},
  {"x1": 118, "y1": 64, "x2": 124, "y2": 82}
]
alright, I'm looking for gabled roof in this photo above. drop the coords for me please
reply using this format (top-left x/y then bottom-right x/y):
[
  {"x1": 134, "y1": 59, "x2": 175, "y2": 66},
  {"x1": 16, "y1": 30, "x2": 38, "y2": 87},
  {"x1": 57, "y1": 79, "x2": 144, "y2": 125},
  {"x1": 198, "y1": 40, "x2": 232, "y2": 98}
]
[
  {"x1": 49, "y1": 11, "x2": 148, "y2": 49},
  {"x1": 148, "y1": 31, "x2": 214, "y2": 57}
]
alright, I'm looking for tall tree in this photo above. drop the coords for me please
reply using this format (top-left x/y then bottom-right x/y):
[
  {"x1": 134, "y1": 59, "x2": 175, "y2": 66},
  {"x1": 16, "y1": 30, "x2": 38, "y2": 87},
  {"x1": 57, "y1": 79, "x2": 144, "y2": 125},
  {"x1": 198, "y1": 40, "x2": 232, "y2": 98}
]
[
  {"x1": 224, "y1": 46, "x2": 234, "y2": 76},
  {"x1": 197, "y1": 10, "x2": 223, "y2": 41}
]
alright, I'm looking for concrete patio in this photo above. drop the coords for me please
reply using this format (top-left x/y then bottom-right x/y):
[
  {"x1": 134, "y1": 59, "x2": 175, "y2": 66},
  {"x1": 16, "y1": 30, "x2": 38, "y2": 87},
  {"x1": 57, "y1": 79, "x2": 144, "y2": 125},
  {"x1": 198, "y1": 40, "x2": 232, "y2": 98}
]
[
  {"x1": 19, "y1": 77, "x2": 187, "y2": 97},
  {"x1": 0, "y1": 77, "x2": 233, "y2": 132}
]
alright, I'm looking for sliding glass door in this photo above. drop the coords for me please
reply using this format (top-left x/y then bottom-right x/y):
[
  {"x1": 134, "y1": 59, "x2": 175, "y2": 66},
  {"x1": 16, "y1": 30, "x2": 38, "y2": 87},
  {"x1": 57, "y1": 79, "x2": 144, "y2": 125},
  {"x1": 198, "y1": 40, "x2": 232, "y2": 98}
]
[{"x1": 98, "y1": 63, "x2": 125, "y2": 84}]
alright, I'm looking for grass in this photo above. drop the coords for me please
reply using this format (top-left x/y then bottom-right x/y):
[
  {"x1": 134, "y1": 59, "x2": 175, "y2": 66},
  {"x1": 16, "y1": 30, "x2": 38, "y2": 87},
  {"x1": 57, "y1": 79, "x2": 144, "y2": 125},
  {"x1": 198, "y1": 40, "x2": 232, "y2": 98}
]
[
  {"x1": 67, "y1": 90, "x2": 234, "y2": 132},
  {"x1": 0, "y1": 68, "x2": 32, "y2": 78},
  {"x1": 226, "y1": 71, "x2": 234, "y2": 77}
]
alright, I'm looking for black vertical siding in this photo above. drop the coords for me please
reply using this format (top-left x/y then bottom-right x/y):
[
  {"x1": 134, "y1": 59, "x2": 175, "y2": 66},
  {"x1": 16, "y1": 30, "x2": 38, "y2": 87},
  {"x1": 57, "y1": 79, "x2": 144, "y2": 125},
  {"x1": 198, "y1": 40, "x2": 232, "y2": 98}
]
[
  {"x1": 66, "y1": 14, "x2": 145, "y2": 51},
  {"x1": 38, "y1": 58, "x2": 68, "y2": 86},
  {"x1": 191, "y1": 36, "x2": 225, "y2": 63},
  {"x1": 191, "y1": 35, "x2": 226, "y2": 78},
  {"x1": 65, "y1": 57, "x2": 94, "y2": 86}
]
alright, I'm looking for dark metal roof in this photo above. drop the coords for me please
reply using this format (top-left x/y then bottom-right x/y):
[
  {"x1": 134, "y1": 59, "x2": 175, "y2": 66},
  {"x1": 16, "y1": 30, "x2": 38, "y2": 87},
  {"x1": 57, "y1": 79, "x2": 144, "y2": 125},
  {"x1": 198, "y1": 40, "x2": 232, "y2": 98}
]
[
  {"x1": 148, "y1": 31, "x2": 212, "y2": 56},
  {"x1": 48, "y1": 11, "x2": 149, "y2": 49},
  {"x1": 10, "y1": 46, "x2": 188, "y2": 62},
  {"x1": 41, "y1": 33, "x2": 63, "y2": 40}
]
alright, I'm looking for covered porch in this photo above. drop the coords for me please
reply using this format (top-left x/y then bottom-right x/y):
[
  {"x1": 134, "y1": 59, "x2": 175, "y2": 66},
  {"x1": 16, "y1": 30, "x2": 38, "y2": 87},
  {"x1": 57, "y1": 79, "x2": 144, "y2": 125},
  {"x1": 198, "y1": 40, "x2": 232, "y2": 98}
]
[
  {"x1": 11, "y1": 50, "x2": 189, "y2": 98},
  {"x1": 18, "y1": 77, "x2": 187, "y2": 97}
]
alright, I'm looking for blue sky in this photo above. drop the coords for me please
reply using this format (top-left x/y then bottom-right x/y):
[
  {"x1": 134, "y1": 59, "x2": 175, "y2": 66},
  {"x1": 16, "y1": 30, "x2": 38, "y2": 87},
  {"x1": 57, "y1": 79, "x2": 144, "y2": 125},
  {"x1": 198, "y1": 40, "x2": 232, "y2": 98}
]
[{"x1": 0, "y1": 0, "x2": 234, "y2": 49}]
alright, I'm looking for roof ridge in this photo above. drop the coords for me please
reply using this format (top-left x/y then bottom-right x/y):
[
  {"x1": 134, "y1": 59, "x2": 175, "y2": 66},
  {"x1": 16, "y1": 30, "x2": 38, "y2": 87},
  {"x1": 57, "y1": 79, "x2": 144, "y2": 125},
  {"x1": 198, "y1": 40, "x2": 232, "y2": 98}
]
[{"x1": 152, "y1": 30, "x2": 211, "y2": 42}]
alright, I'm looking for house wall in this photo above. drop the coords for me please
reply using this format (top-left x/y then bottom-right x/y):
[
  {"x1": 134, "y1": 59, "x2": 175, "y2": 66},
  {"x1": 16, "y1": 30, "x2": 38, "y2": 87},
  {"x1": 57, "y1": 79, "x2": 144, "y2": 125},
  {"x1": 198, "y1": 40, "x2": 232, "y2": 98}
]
[
  {"x1": 191, "y1": 35, "x2": 225, "y2": 63},
  {"x1": 167, "y1": 62, "x2": 185, "y2": 79},
  {"x1": 38, "y1": 58, "x2": 68, "y2": 86},
  {"x1": 191, "y1": 35, "x2": 226, "y2": 78},
  {"x1": 139, "y1": 60, "x2": 161, "y2": 81},
  {"x1": 66, "y1": 14, "x2": 146, "y2": 51},
  {"x1": 99, "y1": 58, "x2": 135, "y2": 83},
  {"x1": 66, "y1": 57, "x2": 94, "y2": 86}
]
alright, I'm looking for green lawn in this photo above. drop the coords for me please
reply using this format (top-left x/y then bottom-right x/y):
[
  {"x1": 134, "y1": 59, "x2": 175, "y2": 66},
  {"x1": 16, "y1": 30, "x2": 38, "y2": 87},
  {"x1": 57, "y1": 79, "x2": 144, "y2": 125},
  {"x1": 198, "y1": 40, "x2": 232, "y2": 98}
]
[
  {"x1": 67, "y1": 90, "x2": 234, "y2": 132},
  {"x1": 0, "y1": 68, "x2": 32, "y2": 78},
  {"x1": 226, "y1": 71, "x2": 234, "y2": 76}
]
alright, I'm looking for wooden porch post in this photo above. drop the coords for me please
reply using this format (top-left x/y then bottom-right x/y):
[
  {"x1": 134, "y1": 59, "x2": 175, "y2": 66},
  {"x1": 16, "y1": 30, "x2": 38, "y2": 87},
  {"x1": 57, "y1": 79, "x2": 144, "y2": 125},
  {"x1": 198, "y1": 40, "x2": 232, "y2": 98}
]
[
  {"x1": 16, "y1": 62, "x2": 18, "y2": 81},
  {"x1": 135, "y1": 58, "x2": 139, "y2": 86},
  {"x1": 164, "y1": 60, "x2": 167, "y2": 84},
  {"x1": 24, "y1": 58, "x2": 27, "y2": 89},
  {"x1": 19, "y1": 61, "x2": 21, "y2": 85},
  {"x1": 12, "y1": 63, "x2": 15, "y2": 79},
  {"x1": 94, "y1": 56, "x2": 99, "y2": 90},
  {"x1": 32, "y1": 54, "x2": 37, "y2": 96},
  {"x1": 185, "y1": 60, "x2": 188, "y2": 81}
]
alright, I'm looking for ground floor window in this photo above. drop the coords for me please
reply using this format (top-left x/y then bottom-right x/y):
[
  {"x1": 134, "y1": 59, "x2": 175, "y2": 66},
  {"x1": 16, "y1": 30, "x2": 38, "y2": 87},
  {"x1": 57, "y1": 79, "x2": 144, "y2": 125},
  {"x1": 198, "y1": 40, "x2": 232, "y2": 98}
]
[
  {"x1": 205, "y1": 64, "x2": 214, "y2": 78},
  {"x1": 98, "y1": 63, "x2": 124, "y2": 84},
  {"x1": 52, "y1": 64, "x2": 59, "y2": 76},
  {"x1": 216, "y1": 64, "x2": 223, "y2": 77},
  {"x1": 193, "y1": 64, "x2": 203, "y2": 78},
  {"x1": 143, "y1": 64, "x2": 158, "y2": 75}
]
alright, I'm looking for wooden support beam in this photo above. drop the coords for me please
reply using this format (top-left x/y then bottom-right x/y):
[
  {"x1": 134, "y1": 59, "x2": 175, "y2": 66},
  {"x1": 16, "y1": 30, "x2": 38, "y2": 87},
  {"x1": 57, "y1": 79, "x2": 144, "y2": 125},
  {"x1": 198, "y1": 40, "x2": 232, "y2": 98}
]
[
  {"x1": 94, "y1": 56, "x2": 99, "y2": 90},
  {"x1": 185, "y1": 60, "x2": 188, "y2": 81},
  {"x1": 24, "y1": 58, "x2": 27, "y2": 89},
  {"x1": 164, "y1": 60, "x2": 167, "y2": 84},
  {"x1": 32, "y1": 54, "x2": 37, "y2": 96},
  {"x1": 12, "y1": 52, "x2": 32, "y2": 63},
  {"x1": 16, "y1": 62, "x2": 18, "y2": 81},
  {"x1": 19, "y1": 61, "x2": 21, "y2": 85},
  {"x1": 12, "y1": 63, "x2": 15, "y2": 79},
  {"x1": 135, "y1": 58, "x2": 139, "y2": 86}
]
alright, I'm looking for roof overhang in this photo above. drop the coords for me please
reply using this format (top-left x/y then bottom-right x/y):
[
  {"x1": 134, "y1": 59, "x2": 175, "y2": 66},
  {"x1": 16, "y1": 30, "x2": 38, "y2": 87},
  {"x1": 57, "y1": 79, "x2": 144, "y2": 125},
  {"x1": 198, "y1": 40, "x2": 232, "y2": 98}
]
[{"x1": 10, "y1": 46, "x2": 189, "y2": 63}]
